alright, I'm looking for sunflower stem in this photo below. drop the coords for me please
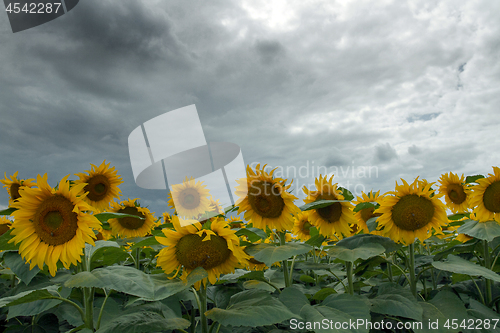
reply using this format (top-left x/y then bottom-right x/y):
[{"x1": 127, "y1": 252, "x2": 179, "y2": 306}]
[
  {"x1": 96, "y1": 289, "x2": 111, "y2": 330},
  {"x1": 346, "y1": 261, "x2": 354, "y2": 295},
  {"x1": 483, "y1": 240, "x2": 493, "y2": 306},
  {"x1": 134, "y1": 247, "x2": 141, "y2": 270},
  {"x1": 199, "y1": 283, "x2": 209, "y2": 333},
  {"x1": 81, "y1": 252, "x2": 94, "y2": 331},
  {"x1": 408, "y1": 242, "x2": 417, "y2": 299},
  {"x1": 386, "y1": 257, "x2": 393, "y2": 283},
  {"x1": 279, "y1": 232, "x2": 291, "y2": 287}
]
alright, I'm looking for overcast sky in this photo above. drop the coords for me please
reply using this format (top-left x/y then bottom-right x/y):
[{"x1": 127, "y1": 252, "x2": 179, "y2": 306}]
[{"x1": 1, "y1": 0, "x2": 499, "y2": 216}]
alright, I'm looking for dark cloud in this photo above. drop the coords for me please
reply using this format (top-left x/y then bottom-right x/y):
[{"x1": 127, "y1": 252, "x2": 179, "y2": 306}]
[
  {"x1": 408, "y1": 144, "x2": 421, "y2": 155},
  {"x1": 375, "y1": 143, "x2": 398, "y2": 163}
]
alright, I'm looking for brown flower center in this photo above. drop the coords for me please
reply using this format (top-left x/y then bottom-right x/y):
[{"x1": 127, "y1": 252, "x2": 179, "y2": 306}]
[
  {"x1": 302, "y1": 221, "x2": 312, "y2": 235},
  {"x1": 179, "y1": 188, "x2": 201, "y2": 210},
  {"x1": 10, "y1": 183, "x2": 21, "y2": 201},
  {"x1": 0, "y1": 223, "x2": 10, "y2": 236},
  {"x1": 33, "y1": 195, "x2": 79, "y2": 245},
  {"x1": 84, "y1": 174, "x2": 110, "y2": 202},
  {"x1": 247, "y1": 181, "x2": 285, "y2": 218},
  {"x1": 117, "y1": 206, "x2": 146, "y2": 230},
  {"x1": 391, "y1": 194, "x2": 435, "y2": 231},
  {"x1": 316, "y1": 194, "x2": 342, "y2": 223},
  {"x1": 483, "y1": 181, "x2": 500, "y2": 213},
  {"x1": 176, "y1": 233, "x2": 231, "y2": 270},
  {"x1": 447, "y1": 184, "x2": 467, "y2": 205},
  {"x1": 360, "y1": 207, "x2": 382, "y2": 222}
]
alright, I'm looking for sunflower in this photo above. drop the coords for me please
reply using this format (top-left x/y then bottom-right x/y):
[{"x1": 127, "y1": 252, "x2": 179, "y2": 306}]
[
  {"x1": 156, "y1": 216, "x2": 249, "y2": 288},
  {"x1": 1, "y1": 172, "x2": 35, "y2": 207},
  {"x1": 73, "y1": 161, "x2": 123, "y2": 212},
  {"x1": 236, "y1": 164, "x2": 298, "y2": 231},
  {"x1": 95, "y1": 227, "x2": 113, "y2": 241},
  {"x1": 0, "y1": 216, "x2": 12, "y2": 236},
  {"x1": 376, "y1": 178, "x2": 448, "y2": 245},
  {"x1": 302, "y1": 175, "x2": 357, "y2": 239},
  {"x1": 162, "y1": 212, "x2": 173, "y2": 224},
  {"x1": 469, "y1": 166, "x2": 500, "y2": 223},
  {"x1": 168, "y1": 177, "x2": 211, "y2": 219},
  {"x1": 227, "y1": 216, "x2": 245, "y2": 229},
  {"x1": 352, "y1": 190, "x2": 383, "y2": 234},
  {"x1": 437, "y1": 172, "x2": 469, "y2": 213},
  {"x1": 292, "y1": 211, "x2": 313, "y2": 241},
  {"x1": 108, "y1": 198, "x2": 156, "y2": 238},
  {"x1": 246, "y1": 254, "x2": 268, "y2": 271},
  {"x1": 9, "y1": 174, "x2": 101, "y2": 276}
]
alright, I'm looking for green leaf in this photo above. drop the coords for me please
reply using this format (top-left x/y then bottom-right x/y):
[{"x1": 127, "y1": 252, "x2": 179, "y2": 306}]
[
  {"x1": 339, "y1": 187, "x2": 354, "y2": 201},
  {"x1": 299, "y1": 275, "x2": 315, "y2": 283},
  {"x1": 305, "y1": 234, "x2": 326, "y2": 247},
  {"x1": 0, "y1": 228, "x2": 19, "y2": 251},
  {"x1": 466, "y1": 175, "x2": 485, "y2": 184},
  {"x1": 432, "y1": 254, "x2": 500, "y2": 282},
  {"x1": 456, "y1": 219, "x2": 500, "y2": 242},
  {"x1": 370, "y1": 285, "x2": 423, "y2": 321},
  {"x1": 242, "y1": 280, "x2": 275, "y2": 292},
  {"x1": 235, "y1": 228, "x2": 267, "y2": 242},
  {"x1": 0, "y1": 286, "x2": 60, "y2": 308},
  {"x1": 205, "y1": 289, "x2": 296, "y2": 327},
  {"x1": 432, "y1": 239, "x2": 479, "y2": 261},
  {"x1": 0, "y1": 207, "x2": 16, "y2": 215},
  {"x1": 417, "y1": 302, "x2": 449, "y2": 333},
  {"x1": 129, "y1": 236, "x2": 160, "y2": 251},
  {"x1": 366, "y1": 216, "x2": 379, "y2": 232},
  {"x1": 353, "y1": 202, "x2": 376, "y2": 213},
  {"x1": 299, "y1": 200, "x2": 348, "y2": 212},
  {"x1": 328, "y1": 243, "x2": 385, "y2": 262},
  {"x1": 420, "y1": 290, "x2": 468, "y2": 333},
  {"x1": 447, "y1": 213, "x2": 468, "y2": 221},
  {"x1": 96, "y1": 311, "x2": 190, "y2": 333},
  {"x1": 3, "y1": 251, "x2": 40, "y2": 285},
  {"x1": 312, "y1": 288, "x2": 337, "y2": 301},
  {"x1": 299, "y1": 294, "x2": 370, "y2": 333},
  {"x1": 466, "y1": 299, "x2": 500, "y2": 333},
  {"x1": 7, "y1": 299, "x2": 62, "y2": 320},
  {"x1": 336, "y1": 234, "x2": 401, "y2": 253},
  {"x1": 279, "y1": 286, "x2": 309, "y2": 316},
  {"x1": 63, "y1": 266, "x2": 208, "y2": 301},
  {"x1": 94, "y1": 212, "x2": 145, "y2": 222},
  {"x1": 244, "y1": 243, "x2": 312, "y2": 267}
]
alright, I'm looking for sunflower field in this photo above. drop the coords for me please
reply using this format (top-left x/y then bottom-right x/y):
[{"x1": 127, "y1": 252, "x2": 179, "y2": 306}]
[{"x1": 1, "y1": 162, "x2": 500, "y2": 333}]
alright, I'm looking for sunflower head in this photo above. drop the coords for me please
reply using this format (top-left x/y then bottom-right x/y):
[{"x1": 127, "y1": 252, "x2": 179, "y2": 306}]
[
  {"x1": 108, "y1": 198, "x2": 156, "y2": 238},
  {"x1": 156, "y1": 216, "x2": 250, "y2": 288},
  {"x1": 236, "y1": 164, "x2": 298, "y2": 231},
  {"x1": 469, "y1": 166, "x2": 500, "y2": 223},
  {"x1": 9, "y1": 174, "x2": 101, "y2": 276},
  {"x1": 437, "y1": 172, "x2": 469, "y2": 213},
  {"x1": 302, "y1": 175, "x2": 357, "y2": 239},
  {"x1": 168, "y1": 177, "x2": 212, "y2": 221},
  {"x1": 0, "y1": 216, "x2": 12, "y2": 236},
  {"x1": 352, "y1": 190, "x2": 383, "y2": 234},
  {"x1": 227, "y1": 216, "x2": 245, "y2": 229},
  {"x1": 292, "y1": 211, "x2": 314, "y2": 241},
  {"x1": 74, "y1": 161, "x2": 123, "y2": 212},
  {"x1": 1, "y1": 172, "x2": 36, "y2": 207},
  {"x1": 376, "y1": 177, "x2": 448, "y2": 244}
]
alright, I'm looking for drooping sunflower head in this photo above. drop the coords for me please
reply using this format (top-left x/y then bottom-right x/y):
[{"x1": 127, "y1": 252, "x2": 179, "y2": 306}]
[
  {"x1": 302, "y1": 175, "x2": 357, "y2": 239},
  {"x1": 437, "y1": 172, "x2": 469, "y2": 213},
  {"x1": 469, "y1": 166, "x2": 500, "y2": 223},
  {"x1": 292, "y1": 211, "x2": 314, "y2": 241},
  {"x1": 1, "y1": 172, "x2": 35, "y2": 207},
  {"x1": 156, "y1": 216, "x2": 250, "y2": 288},
  {"x1": 0, "y1": 216, "x2": 12, "y2": 236},
  {"x1": 352, "y1": 190, "x2": 383, "y2": 234},
  {"x1": 376, "y1": 177, "x2": 448, "y2": 245},
  {"x1": 74, "y1": 161, "x2": 123, "y2": 212},
  {"x1": 236, "y1": 164, "x2": 299, "y2": 232},
  {"x1": 168, "y1": 177, "x2": 211, "y2": 219},
  {"x1": 9, "y1": 174, "x2": 101, "y2": 276},
  {"x1": 108, "y1": 198, "x2": 156, "y2": 238}
]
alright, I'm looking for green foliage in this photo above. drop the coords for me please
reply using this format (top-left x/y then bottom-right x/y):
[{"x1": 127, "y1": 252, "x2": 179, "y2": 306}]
[
  {"x1": 299, "y1": 199, "x2": 348, "y2": 211},
  {"x1": 245, "y1": 243, "x2": 312, "y2": 267},
  {"x1": 456, "y1": 219, "x2": 500, "y2": 242},
  {"x1": 432, "y1": 254, "x2": 500, "y2": 282}
]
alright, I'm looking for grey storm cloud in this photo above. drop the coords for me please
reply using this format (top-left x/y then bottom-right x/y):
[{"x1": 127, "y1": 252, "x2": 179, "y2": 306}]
[{"x1": 1, "y1": 0, "x2": 500, "y2": 211}]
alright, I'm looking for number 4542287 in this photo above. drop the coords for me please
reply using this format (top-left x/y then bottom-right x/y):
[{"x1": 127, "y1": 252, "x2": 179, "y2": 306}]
[{"x1": 5, "y1": 3, "x2": 62, "y2": 14}]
